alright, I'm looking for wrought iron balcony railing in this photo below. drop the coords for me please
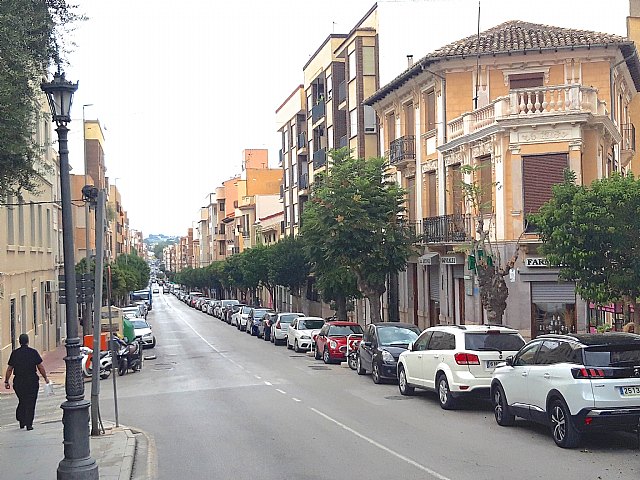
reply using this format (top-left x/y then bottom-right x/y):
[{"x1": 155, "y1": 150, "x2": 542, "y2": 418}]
[
  {"x1": 387, "y1": 135, "x2": 416, "y2": 165},
  {"x1": 422, "y1": 214, "x2": 472, "y2": 243}
]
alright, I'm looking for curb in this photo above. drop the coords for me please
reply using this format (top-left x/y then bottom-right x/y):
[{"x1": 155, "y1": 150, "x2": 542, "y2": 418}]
[
  {"x1": 128, "y1": 425, "x2": 158, "y2": 480},
  {"x1": 120, "y1": 428, "x2": 136, "y2": 480}
]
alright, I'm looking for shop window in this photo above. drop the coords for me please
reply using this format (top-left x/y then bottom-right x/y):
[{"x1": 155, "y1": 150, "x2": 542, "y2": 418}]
[{"x1": 532, "y1": 302, "x2": 576, "y2": 337}]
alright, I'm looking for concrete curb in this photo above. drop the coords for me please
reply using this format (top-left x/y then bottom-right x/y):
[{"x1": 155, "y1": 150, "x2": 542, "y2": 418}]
[
  {"x1": 128, "y1": 425, "x2": 158, "y2": 480},
  {"x1": 120, "y1": 427, "x2": 136, "y2": 480}
]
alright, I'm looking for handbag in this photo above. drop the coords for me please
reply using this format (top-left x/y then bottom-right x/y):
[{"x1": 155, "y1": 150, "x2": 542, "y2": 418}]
[{"x1": 44, "y1": 381, "x2": 55, "y2": 396}]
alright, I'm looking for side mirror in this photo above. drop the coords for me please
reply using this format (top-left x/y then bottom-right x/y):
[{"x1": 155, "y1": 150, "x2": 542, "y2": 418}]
[
  {"x1": 363, "y1": 341, "x2": 372, "y2": 348},
  {"x1": 407, "y1": 342, "x2": 414, "y2": 352},
  {"x1": 505, "y1": 355, "x2": 514, "y2": 367}
]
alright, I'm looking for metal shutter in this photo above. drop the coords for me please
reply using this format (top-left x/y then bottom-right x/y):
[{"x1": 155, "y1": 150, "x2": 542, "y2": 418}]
[
  {"x1": 429, "y1": 265, "x2": 440, "y2": 301},
  {"x1": 523, "y1": 154, "x2": 567, "y2": 214},
  {"x1": 531, "y1": 282, "x2": 576, "y2": 303}
]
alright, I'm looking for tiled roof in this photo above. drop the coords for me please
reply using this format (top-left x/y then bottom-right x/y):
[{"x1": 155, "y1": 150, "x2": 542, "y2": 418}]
[
  {"x1": 366, "y1": 20, "x2": 640, "y2": 105},
  {"x1": 430, "y1": 20, "x2": 625, "y2": 58}
]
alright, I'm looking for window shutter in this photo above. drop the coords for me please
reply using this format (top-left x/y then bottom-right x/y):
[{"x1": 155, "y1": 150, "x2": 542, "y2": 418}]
[{"x1": 523, "y1": 154, "x2": 567, "y2": 214}]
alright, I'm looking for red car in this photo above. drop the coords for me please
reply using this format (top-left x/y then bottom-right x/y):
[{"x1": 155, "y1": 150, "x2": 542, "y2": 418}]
[{"x1": 314, "y1": 321, "x2": 364, "y2": 364}]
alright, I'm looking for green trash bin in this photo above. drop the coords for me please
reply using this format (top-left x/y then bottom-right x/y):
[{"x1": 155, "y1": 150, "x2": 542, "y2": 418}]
[{"x1": 122, "y1": 316, "x2": 135, "y2": 342}]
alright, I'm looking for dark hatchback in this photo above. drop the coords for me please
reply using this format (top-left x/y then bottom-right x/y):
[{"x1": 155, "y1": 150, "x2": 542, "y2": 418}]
[{"x1": 357, "y1": 322, "x2": 421, "y2": 384}]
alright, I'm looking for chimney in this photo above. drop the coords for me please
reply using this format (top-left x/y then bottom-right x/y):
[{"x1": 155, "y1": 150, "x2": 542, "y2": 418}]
[
  {"x1": 628, "y1": 0, "x2": 640, "y2": 46},
  {"x1": 407, "y1": 55, "x2": 414, "y2": 68}
]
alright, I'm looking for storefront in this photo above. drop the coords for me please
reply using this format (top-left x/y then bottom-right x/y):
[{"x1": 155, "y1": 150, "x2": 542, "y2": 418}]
[
  {"x1": 588, "y1": 302, "x2": 629, "y2": 332},
  {"x1": 419, "y1": 253, "x2": 440, "y2": 327}
]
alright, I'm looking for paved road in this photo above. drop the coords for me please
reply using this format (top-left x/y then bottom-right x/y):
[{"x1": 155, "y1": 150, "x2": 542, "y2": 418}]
[{"x1": 7, "y1": 293, "x2": 638, "y2": 479}]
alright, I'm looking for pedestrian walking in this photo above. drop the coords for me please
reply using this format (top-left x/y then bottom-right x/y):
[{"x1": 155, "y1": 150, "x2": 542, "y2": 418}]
[{"x1": 3, "y1": 334, "x2": 49, "y2": 430}]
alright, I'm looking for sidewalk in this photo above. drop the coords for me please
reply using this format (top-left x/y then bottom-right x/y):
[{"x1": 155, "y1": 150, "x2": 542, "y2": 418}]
[{"x1": 0, "y1": 344, "x2": 151, "y2": 479}]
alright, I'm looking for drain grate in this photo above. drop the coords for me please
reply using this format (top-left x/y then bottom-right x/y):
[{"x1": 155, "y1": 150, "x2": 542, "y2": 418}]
[
  {"x1": 384, "y1": 395, "x2": 411, "y2": 401},
  {"x1": 308, "y1": 365, "x2": 330, "y2": 370}
]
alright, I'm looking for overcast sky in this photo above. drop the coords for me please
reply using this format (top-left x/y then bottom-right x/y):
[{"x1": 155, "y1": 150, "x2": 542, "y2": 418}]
[{"x1": 63, "y1": 0, "x2": 630, "y2": 237}]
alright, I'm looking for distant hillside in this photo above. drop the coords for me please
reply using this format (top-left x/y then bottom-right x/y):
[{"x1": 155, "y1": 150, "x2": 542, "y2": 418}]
[{"x1": 144, "y1": 234, "x2": 179, "y2": 245}]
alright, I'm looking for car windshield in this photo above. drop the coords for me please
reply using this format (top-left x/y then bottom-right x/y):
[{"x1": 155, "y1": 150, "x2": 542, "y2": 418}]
[
  {"x1": 131, "y1": 320, "x2": 149, "y2": 329},
  {"x1": 377, "y1": 326, "x2": 420, "y2": 346},
  {"x1": 223, "y1": 300, "x2": 239, "y2": 307},
  {"x1": 299, "y1": 319, "x2": 324, "y2": 330},
  {"x1": 465, "y1": 332, "x2": 525, "y2": 351},
  {"x1": 241, "y1": 306, "x2": 252, "y2": 314},
  {"x1": 279, "y1": 314, "x2": 301, "y2": 323},
  {"x1": 583, "y1": 345, "x2": 640, "y2": 366},
  {"x1": 328, "y1": 325, "x2": 363, "y2": 336}
]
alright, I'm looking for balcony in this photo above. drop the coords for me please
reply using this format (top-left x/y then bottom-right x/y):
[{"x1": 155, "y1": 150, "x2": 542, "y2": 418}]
[
  {"x1": 337, "y1": 81, "x2": 346, "y2": 105},
  {"x1": 621, "y1": 123, "x2": 636, "y2": 167},
  {"x1": 387, "y1": 135, "x2": 416, "y2": 166},
  {"x1": 338, "y1": 135, "x2": 348, "y2": 149},
  {"x1": 422, "y1": 214, "x2": 472, "y2": 243},
  {"x1": 446, "y1": 84, "x2": 606, "y2": 143},
  {"x1": 313, "y1": 148, "x2": 326, "y2": 169},
  {"x1": 298, "y1": 173, "x2": 309, "y2": 190},
  {"x1": 311, "y1": 101, "x2": 325, "y2": 124},
  {"x1": 297, "y1": 132, "x2": 307, "y2": 149}
]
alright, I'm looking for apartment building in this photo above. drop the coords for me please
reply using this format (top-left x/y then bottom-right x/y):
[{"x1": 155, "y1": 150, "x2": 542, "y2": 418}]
[
  {"x1": 366, "y1": 20, "x2": 640, "y2": 337},
  {"x1": 107, "y1": 183, "x2": 129, "y2": 259},
  {"x1": 70, "y1": 173, "x2": 97, "y2": 263},
  {"x1": 0, "y1": 102, "x2": 63, "y2": 368}
]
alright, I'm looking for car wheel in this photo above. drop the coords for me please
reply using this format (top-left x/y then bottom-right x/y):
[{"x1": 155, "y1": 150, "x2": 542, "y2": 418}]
[
  {"x1": 372, "y1": 362, "x2": 382, "y2": 384},
  {"x1": 398, "y1": 366, "x2": 414, "y2": 395},
  {"x1": 287, "y1": 338, "x2": 293, "y2": 350},
  {"x1": 314, "y1": 344, "x2": 322, "y2": 360},
  {"x1": 549, "y1": 399, "x2": 581, "y2": 448},
  {"x1": 323, "y1": 348, "x2": 331, "y2": 364},
  {"x1": 151, "y1": 338, "x2": 156, "y2": 349},
  {"x1": 356, "y1": 356, "x2": 366, "y2": 375},
  {"x1": 348, "y1": 353, "x2": 358, "y2": 371},
  {"x1": 294, "y1": 340, "x2": 300, "y2": 353},
  {"x1": 493, "y1": 385, "x2": 515, "y2": 426},
  {"x1": 437, "y1": 374, "x2": 456, "y2": 410}
]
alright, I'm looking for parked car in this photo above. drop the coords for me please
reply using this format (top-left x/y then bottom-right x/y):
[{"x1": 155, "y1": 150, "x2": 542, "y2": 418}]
[
  {"x1": 121, "y1": 304, "x2": 145, "y2": 320},
  {"x1": 218, "y1": 299, "x2": 240, "y2": 320},
  {"x1": 314, "y1": 321, "x2": 364, "y2": 364},
  {"x1": 491, "y1": 332, "x2": 640, "y2": 448},
  {"x1": 270, "y1": 312, "x2": 305, "y2": 345},
  {"x1": 162, "y1": 285, "x2": 169, "y2": 294},
  {"x1": 257, "y1": 312, "x2": 276, "y2": 340},
  {"x1": 357, "y1": 322, "x2": 421, "y2": 383},
  {"x1": 287, "y1": 317, "x2": 325, "y2": 352},
  {"x1": 397, "y1": 325, "x2": 525, "y2": 409},
  {"x1": 130, "y1": 318, "x2": 156, "y2": 348},
  {"x1": 232, "y1": 305, "x2": 253, "y2": 331},
  {"x1": 226, "y1": 303, "x2": 246, "y2": 325},
  {"x1": 248, "y1": 308, "x2": 275, "y2": 336}
]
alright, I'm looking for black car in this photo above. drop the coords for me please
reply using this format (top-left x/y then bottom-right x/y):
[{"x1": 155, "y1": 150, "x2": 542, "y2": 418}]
[{"x1": 357, "y1": 322, "x2": 421, "y2": 384}]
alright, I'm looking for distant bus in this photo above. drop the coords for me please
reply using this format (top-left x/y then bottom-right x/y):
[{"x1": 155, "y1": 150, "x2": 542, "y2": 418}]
[{"x1": 130, "y1": 289, "x2": 152, "y2": 310}]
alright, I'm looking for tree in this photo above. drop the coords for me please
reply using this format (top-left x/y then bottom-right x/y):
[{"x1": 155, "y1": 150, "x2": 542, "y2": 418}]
[
  {"x1": 153, "y1": 240, "x2": 175, "y2": 260},
  {"x1": 270, "y1": 236, "x2": 311, "y2": 312},
  {"x1": 115, "y1": 253, "x2": 150, "y2": 291},
  {"x1": 300, "y1": 148, "x2": 416, "y2": 323},
  {"x1": 530, "y1": 171, "x2": 640, "y2": 324},
  {"x1": 0, "y1": 1, "x2": 81, "y2": 197},
  {"x1": 459, "y1": 163, "x2": 522, "y2": 324}
]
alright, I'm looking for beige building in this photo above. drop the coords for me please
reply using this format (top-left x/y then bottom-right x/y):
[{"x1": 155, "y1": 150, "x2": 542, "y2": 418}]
[{"x1": 0, "y1": 101, "x2": 64, "y2": 368}]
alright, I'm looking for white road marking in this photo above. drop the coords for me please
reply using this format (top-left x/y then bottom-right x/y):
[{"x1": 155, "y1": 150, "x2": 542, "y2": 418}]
[
  {"x1": 264, "y1": 381, "x2": 272, "y2": 386},
  {"x1": 310, "y1": 408, "x2": 452, "y2": 480},
  {"x1": 291, "y1": 398, "x2": 301, "y2": 402},
  {"x1": 255, "y1": 375, "x2": 262, "y2": 380},
  {"x1": 174, "y1": 308, "x2": 220, "y2": 353},
  {"x1": 276, "y1": 389, "x2": 286, "y2": 395}
]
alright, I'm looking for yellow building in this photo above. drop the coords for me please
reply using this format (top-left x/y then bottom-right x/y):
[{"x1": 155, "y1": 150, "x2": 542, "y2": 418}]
[{"x1": 367, "y1": 20, "x2": 640, "y2": 337}]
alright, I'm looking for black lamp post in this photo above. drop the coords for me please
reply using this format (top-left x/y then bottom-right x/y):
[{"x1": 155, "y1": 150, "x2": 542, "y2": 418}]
[{"x1": 41, "y1": 71, "x2": 99, "y2": 480}]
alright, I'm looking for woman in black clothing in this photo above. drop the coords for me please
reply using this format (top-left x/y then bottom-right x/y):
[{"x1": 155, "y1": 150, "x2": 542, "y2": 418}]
[{"x1": 3, "y1": 334, "x2": 49, "y2": 430}]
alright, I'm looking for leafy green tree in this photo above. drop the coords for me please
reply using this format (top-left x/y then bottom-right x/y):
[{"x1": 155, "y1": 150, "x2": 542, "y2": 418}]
[
  {"x1": 153, "y1": 240, "x2": 175, "y2": 260},
  {"x1": 530, "y1": 171, "x2": 640, "y2": 324},
  {"x1": 115, "y1": 253, "x2": 150, "y2": 291},
  {"x1": 300, "y1": 148, "x2": 416, "y2": 323},
  {"x1": 271, "y1": 236, "x2": 311, "y2": 312},
  {"x1": 0, "y1": 0, "x2": 81, "y2": 197}
]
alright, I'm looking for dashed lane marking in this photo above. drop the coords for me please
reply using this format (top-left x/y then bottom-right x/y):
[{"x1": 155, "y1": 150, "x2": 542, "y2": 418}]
[{"x1": 276, "y1": 389, "x2": 286, "y2": 395}]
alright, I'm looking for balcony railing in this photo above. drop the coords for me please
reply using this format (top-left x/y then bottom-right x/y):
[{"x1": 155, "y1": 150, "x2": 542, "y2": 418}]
[
  {"x1": 422, "y1": 214, "x2": 472, "y2": 243},
  {"x1": 621, "y1": 123, "x2": 636, "y2": 152},
  {"x1": 299, "y1": 173, "x2": 309, "y2": 190},
  {"x1": 337, "y1": 81, "x2": 346, "y2": 104},
  {"x1": 447, "y1": 84, "x2": 604, "y2": 142},
  {"x1": 313, "y1": 148, "x2": 327, "y2": 169},
  {"x1": 297, "y1": 132, "x2": 307, "y2": 149},
  {"x1": 338, "y1": 135, "x2": 348, "y2": 148},
  {"x1": 311, "y1": 101, "x2": 325, "y2": 123},
  {"x1": 387, "y1": 135, "x2": 416, "y2": 165}
]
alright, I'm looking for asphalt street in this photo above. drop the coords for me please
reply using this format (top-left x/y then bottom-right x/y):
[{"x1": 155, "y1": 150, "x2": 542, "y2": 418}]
[{"x1": 6, "y1": 293, "x2": 637, "y2": 479}]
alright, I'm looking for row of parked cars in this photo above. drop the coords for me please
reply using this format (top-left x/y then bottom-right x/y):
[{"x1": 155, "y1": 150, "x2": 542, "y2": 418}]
[{"x1": 172, "y1": 288, "x2": 640, "y2": 449}]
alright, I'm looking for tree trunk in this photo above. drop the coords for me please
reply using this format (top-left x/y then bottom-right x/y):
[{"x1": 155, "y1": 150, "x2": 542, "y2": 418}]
[
  {"x1": 388, "y1": 272, "x2": 399, "y2": 322},
  {"x1": 335, "y1": 296, "x2": 348, "y2": 320},
  {"x1": 476, "y1": 263, "x2": 508, "y2": 325},
  {"x1": 356, "y1": 276, "x2": 385, "y2": 324}
]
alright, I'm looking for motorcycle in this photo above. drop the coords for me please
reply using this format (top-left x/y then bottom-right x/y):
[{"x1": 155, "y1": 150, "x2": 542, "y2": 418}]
[
  {"x1": 346, "y1": 335, "x2": 362, "y2": 371},
  {"x1": 80, "y1": 346, "x2": 113, "y2": 379},
  {"x1": 113, "y1": 337, "x2": 143, "y2": 376}
]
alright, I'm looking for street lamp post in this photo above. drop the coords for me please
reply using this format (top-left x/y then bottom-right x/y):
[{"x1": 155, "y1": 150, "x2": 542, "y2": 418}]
[{"x1": 42, "y1": 71, "x2": 99, "y2": 480}]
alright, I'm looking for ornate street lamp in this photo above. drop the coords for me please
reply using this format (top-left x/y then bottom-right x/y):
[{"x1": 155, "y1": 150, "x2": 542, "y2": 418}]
[{"x1": 41, "y1": 71, "x2": 99, "y2": 480}]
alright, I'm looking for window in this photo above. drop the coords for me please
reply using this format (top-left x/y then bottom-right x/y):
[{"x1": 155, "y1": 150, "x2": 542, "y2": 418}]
[
  {"x1": 449, "y1": 164, "x2": 463, "y2": 215},
  {"x1": 327, "y1": 126, "x2": 334, "y2": 149},
  {"x1": 386, "y1": 112, "x2": 396, "y2": 144},
  {"x1": 523, "y1": 153, "x2": 567, "y2": 218},
  {"x1": 350, "y1": 109, "x2": 357, "y2": 138},
  {"x1": 509, "y1": 73, "x2": 544, "y2": 89},
  {"x1": 348, "y1": 51, "x2": 356, "y2": 81},
  {"x1": 428, "y1": 331, "x2": 455, "y2": 350},
  {"x1": 32, "y1": 291, "x2": 38, "y2": 335},
  {"x1": 478, "y1": 156, "x2": 492, "y2": 213},
  {"x1": 326, "y1": 74, "x2": 332, "y2": 99},
  {"x1": 465, "y1": 332, "x2": 525, "y2": 351},
  {"x1": 413, "y1": 331, "x2": 432, "y2": 351},
  {"x1": 403, "y1": 102, "x2": 414, "y2": 136},
  {"x1": 362, "y1": 46, "x2": 375, "y2": 75},
  {"x1": 427, "y1": 171, "x2": 437, "y2": 217},
  {"x1": 30, "y1": 203, "x2": 35, "y2": 245},
  {"x1": 514, "y1": 341, "x2": 541, "y2": 366},
  {"x1": 536, "y1": 340, "x2": 580, "y2": 365},
  {"x1": 364, "y1": 106, "x2": 376, "y2": 133},
  {"x1": 7, "y1": 195, "x2": 14, "y2": 244},
  {"x1": 424, "y1": 90, "x2": 436, "y2": 132},
  {"x1": 46, "y1": 208, "x2": 51, "y2": 247},
  {"x1": 18, "y1": 200, "x2": 24, "y2": 245},
  {"x1": 38, "y1": 205, "x2": 43, "y2": 246}
]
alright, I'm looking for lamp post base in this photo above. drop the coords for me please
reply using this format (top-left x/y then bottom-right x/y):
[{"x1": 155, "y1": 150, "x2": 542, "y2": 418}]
[{"x1": 57, "y1": 398, "x2": 98, "y2": 480}]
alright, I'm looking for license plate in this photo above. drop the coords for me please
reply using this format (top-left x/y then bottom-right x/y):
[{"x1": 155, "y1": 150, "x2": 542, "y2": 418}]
[
  {"x1": 486, "y1": 360, "x2": 503, "y2": 369},
  {"x1": 619, "y1": 385, "x2": 640, "y2": 396}
]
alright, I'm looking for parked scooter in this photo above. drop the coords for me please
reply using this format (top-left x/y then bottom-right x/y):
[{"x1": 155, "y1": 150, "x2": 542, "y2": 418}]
[
  {"x1": 347, "y1": 335, "x2": 362, "y2": 371},
  {"x1": 80, "y1": 346, "x2": 113, "y2": 379},
  {"x1": 112, "y1": 336, "x2": 143, "y2": 376}
]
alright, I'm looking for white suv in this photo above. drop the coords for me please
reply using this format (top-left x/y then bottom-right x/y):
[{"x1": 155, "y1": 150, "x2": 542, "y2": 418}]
[
  {"x1": 397, "y1": 325, "x2": 525, "y2": 409},
  {"x1": 491, "y1": 333, "x2": 640, "y2": 448}
]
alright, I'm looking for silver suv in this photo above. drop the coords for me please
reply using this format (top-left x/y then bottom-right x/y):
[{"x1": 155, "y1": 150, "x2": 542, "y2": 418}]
[{"x1": 397, "y1": 325, "x2": 525, "y2": 409}]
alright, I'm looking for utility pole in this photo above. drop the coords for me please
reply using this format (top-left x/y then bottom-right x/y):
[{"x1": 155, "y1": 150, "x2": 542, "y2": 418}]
[{"x1": 83, "y1": 104, "x2": 93, "y2": 336}]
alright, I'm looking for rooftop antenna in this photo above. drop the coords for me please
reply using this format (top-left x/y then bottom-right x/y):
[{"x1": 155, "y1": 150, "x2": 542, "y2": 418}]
[{"x1": 474, "y1": 0, "x2": 481, "y2": 109}]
